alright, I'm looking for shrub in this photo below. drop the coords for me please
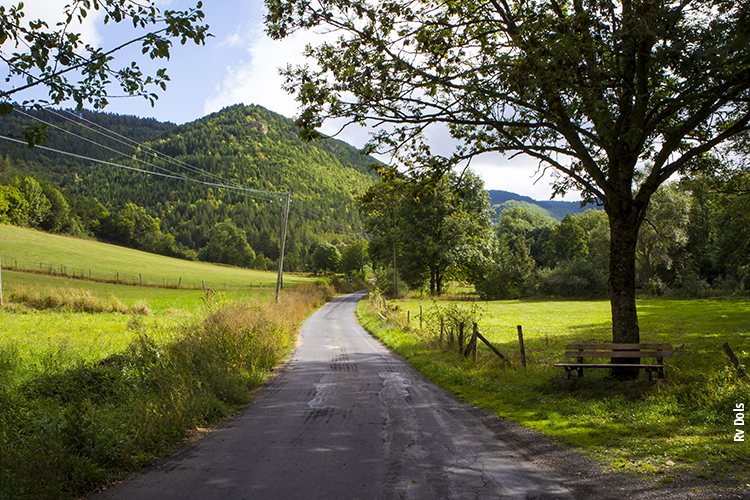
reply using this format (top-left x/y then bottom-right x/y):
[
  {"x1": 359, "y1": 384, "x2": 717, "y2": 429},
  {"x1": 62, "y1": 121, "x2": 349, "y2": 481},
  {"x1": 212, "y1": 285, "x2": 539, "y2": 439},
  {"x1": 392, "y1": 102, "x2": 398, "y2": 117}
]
[{"x1": 539, "y1": 260, "x2": 608, "y2": 298}]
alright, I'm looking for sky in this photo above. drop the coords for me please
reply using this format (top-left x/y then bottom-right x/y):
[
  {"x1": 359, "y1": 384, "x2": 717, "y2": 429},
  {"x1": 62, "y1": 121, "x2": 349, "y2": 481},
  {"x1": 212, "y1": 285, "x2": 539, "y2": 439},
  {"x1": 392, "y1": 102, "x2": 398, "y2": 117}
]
[{"x1": 11, "y1": 0, "x2": 579, "y2": 201}]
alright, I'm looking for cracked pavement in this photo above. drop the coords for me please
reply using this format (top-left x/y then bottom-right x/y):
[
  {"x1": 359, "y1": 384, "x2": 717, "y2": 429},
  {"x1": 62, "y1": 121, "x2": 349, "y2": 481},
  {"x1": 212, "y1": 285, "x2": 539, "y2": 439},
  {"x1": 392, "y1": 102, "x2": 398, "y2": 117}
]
[{"x1": 91, "y1": 291, "x2": 572, "y2": 500}]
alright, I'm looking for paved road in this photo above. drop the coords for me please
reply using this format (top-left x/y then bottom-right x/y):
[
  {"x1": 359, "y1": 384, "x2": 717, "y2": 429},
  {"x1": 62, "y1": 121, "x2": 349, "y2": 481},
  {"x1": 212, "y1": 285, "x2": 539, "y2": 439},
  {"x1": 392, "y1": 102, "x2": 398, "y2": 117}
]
[{"x1": 93, "y1": 291, "x2": 572, "y2": 500}]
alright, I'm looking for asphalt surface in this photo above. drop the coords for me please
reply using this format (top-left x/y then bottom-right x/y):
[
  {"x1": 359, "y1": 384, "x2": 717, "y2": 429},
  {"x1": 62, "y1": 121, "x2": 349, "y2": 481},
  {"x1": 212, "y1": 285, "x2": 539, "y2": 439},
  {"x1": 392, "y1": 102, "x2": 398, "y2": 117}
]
[{"x1": 92, "y1": 291, "x2": 572, "y2": 500}]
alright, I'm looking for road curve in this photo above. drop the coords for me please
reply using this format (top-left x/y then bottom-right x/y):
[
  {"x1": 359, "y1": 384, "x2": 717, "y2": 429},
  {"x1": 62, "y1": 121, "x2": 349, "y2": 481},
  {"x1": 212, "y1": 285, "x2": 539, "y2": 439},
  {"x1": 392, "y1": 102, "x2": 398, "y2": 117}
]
[{"x1": 92, "y1": 291, "x2": 572, "y2": 500}]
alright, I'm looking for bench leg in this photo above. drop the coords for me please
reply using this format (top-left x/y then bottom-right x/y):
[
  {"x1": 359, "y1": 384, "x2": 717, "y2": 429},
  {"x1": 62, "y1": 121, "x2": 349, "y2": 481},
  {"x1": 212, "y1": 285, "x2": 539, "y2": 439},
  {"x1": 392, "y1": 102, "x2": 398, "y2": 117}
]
[
  {"x1": 576, "y1": 367, "x2": 583, "y2": 378},
  {"x1": 644, "y1": 369, "x2": 652, "y2": 382},
  {"x1": 564, "y1": 367, "x2": 571, "y2": 380}
]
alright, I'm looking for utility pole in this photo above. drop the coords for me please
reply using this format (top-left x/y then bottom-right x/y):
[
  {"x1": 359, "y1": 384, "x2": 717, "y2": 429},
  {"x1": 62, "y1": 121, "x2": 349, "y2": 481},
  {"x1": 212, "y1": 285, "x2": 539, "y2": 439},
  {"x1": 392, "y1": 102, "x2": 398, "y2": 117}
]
[
  {"x1": 360, "y1": 228, "x2": 364, "y2": 274},
  {"x1": 275, "y1": 190, "x2": 291, "y2": 303},
  {"x1": 392, "y1": 240, "x2": 398, "y2": 297}
]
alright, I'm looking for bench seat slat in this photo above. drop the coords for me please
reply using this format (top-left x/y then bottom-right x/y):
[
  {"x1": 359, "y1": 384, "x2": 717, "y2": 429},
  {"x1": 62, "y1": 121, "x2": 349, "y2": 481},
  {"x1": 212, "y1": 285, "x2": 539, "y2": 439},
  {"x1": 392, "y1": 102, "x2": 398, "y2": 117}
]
[
  {"x1": 564, "y1": 351, "x2": 674, "y2": 358},
  {"x1": 565, "y1": 343, "x2": 673, "y2": 350},
  {"x1": 555, "y1": 363, "x2": 664, "y2": 369}
]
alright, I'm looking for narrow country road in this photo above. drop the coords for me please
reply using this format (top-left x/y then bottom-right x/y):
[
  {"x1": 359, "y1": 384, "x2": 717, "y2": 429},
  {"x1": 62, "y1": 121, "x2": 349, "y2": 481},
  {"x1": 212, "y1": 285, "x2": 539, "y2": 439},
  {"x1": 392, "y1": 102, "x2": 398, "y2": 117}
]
[{"x1": 92, "y1": 291, "x2": 572, "y2": 500}]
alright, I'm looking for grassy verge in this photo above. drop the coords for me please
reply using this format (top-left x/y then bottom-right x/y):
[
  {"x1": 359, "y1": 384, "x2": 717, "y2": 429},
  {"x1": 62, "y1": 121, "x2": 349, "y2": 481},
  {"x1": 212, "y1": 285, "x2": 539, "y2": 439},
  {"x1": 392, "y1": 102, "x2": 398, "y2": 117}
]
[
  {"x1": 357, "y1": 294, "x2": 750, "y2": 490},
  {"x1": 0, "y1": 283, "x2": 332, "y2": 500}
]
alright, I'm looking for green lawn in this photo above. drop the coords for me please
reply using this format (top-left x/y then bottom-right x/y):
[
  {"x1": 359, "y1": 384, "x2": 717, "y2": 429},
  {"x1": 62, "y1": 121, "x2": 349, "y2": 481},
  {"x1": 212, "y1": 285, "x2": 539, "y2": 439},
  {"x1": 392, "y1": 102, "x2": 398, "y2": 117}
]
[
  {"x1": 0, "y1": 223, "x2": 313, "y2": 290},
  {"x1": 361, "y1": 295, "x2": 750, "y2": 488}
]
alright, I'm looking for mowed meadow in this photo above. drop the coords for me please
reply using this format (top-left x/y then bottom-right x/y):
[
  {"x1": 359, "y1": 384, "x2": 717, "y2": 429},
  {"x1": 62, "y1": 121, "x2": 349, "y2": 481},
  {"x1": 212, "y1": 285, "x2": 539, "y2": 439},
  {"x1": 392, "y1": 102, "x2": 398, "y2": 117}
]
[
  {"x1": 358, "y1": 292, "x2": 750, "y2": 491},
  {"x1": 0, "y1": 224, "x2": 326, "y2": 500}
]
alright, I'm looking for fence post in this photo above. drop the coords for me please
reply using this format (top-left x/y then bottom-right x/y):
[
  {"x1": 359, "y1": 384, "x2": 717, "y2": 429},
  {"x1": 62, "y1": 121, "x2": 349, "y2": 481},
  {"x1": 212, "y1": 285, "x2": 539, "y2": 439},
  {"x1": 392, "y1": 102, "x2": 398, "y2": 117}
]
[
  {"x1": 458, "y1": 322, "x2": 465, "y2": 351},
  {"x1": 420, "y1": 306, "x2": 423, "y2": 329},
  {"x1": 723, "y1": 342, "x2": 749, "y2": 380},
  {"x1": 407, "y1": 310, "x2": 410, "y2": 323},
  {"x1": 140, "y1": 274, "x2": 143, "y2": 285},
  {"x1": 517, "y1": 325, "x2": 527, "y2": 369},
  {"x1": 440, "y1": 318, "x2": 444, "y2": 343},
  {"x1": 473, "y1": 323, "x2": 479, "y2": 362},
  {"x1": 178, "y1": 277, "x2": 182, "y2": 288}
]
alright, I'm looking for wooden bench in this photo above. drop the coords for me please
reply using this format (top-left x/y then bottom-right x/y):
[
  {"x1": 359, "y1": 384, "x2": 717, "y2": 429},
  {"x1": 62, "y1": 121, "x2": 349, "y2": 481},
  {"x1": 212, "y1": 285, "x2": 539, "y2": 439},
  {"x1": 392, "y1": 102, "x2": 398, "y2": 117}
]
[{"x1": 555, "y1": 343, "x2": 673, "y2": 381}]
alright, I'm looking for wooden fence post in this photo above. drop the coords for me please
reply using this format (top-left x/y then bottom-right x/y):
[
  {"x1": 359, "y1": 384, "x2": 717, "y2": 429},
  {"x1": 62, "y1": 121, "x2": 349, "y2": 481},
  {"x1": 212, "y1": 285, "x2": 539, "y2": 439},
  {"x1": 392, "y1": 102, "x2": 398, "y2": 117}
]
[
  {"x1": 458, "y1": 322, "x2": 465, "y2": 351},
  {"x1": 472, "y1": 323, "x2": 479, "y2": 362},
  {"x1": 724, "y1": 342, "x2": 749, "y2": 380},
  {"x1": 517, "y1": 325, "x2": 527, "y2": 368}
]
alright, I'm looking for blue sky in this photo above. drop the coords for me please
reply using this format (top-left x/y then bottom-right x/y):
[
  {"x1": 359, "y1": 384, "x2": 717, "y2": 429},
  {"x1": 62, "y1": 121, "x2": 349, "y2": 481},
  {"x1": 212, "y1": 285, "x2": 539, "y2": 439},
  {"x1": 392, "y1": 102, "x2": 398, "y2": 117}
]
[{"x1": 13, "y1": 0, "x2": 576, "y2": 200}]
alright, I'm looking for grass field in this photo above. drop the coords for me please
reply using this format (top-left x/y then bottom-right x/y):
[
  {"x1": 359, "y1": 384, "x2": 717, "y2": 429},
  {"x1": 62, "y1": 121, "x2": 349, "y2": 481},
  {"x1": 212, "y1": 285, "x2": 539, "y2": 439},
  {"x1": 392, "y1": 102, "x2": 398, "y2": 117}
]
[
  {"x1": 0, "y1": 225, "x2": 332, "y2": 499},
  {"x1": 0, "y1": 223, "x2": 313, "y2": 290},
  {"x1": 359, "y1": 294, "x2": 750, "y2": 491}
]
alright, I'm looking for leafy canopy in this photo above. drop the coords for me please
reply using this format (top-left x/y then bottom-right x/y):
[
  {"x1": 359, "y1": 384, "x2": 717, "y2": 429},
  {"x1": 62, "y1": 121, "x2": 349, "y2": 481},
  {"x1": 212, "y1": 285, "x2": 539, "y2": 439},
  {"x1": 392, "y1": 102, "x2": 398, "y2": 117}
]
[
  {"x1": 266, "y1": 0, "x2": 749, "y2": 204},
  {"x1": 1, "y1": 0, "x2": 210, "y2": 144},
  {"x1": 267, "y1": 0, "x2": 750, "y2": 347}
]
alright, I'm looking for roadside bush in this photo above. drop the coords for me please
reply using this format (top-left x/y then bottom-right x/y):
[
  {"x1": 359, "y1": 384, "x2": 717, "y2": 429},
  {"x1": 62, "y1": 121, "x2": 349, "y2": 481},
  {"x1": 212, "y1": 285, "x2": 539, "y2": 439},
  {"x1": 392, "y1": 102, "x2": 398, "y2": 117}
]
[{"x1": 370, "y1": 266, "x2": 408, "y2": 298}]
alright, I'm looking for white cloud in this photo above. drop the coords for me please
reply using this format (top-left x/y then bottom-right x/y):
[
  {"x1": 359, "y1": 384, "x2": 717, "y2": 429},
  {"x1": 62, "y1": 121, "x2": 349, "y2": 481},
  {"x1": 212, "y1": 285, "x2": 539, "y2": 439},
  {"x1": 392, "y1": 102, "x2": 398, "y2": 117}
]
[
  {"x1": 19, "y1": 0, "x2": 104, "y2": 47},
  {"x1": 204, "y1": 22, "x2": 319, "y2": 119}
]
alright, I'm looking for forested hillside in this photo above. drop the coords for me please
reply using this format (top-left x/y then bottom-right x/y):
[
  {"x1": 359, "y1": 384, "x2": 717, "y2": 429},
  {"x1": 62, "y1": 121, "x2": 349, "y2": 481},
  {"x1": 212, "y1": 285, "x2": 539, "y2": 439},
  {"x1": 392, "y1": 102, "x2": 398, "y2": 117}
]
[{"x1": 0, "y1": 105, "x2": 379, "y2": 271}]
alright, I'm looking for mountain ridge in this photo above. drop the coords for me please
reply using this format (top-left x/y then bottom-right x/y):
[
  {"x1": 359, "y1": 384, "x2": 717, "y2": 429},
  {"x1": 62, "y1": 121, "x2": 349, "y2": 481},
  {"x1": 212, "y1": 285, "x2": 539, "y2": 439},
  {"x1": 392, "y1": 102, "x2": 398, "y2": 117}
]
[{"x1": 487, "y1": 189, "x2": 600, "y2": 220}]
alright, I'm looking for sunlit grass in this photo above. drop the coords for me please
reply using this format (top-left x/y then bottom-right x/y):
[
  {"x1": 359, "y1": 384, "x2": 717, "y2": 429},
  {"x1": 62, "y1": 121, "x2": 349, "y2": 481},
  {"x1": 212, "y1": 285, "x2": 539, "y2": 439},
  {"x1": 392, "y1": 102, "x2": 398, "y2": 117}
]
[{"x1": 360, "y1": 295, "x2": 750, "y2": 488}]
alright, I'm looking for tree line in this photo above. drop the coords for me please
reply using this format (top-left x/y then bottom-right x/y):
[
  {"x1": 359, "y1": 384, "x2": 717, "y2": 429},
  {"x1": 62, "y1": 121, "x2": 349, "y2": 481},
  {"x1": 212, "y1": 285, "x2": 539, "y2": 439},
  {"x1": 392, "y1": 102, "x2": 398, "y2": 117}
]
[{"x1": 360, "y1": 167, "x2": 750, "y2": 300}]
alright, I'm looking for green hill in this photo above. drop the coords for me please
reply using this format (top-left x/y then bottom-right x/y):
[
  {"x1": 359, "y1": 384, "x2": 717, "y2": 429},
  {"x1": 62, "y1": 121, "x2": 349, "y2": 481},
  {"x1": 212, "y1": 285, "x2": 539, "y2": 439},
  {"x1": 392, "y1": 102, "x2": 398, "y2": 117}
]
[{"x1": 0, "y1": 105, "x2": 379, "y2": 270}]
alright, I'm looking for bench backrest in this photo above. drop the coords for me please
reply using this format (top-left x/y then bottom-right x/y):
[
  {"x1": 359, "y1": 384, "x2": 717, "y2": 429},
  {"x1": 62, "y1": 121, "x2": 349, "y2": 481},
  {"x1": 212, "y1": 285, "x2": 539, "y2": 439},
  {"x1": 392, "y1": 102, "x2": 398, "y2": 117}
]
[{"x1": 564, "y1": 343, "x2": 674, "y2": 359}]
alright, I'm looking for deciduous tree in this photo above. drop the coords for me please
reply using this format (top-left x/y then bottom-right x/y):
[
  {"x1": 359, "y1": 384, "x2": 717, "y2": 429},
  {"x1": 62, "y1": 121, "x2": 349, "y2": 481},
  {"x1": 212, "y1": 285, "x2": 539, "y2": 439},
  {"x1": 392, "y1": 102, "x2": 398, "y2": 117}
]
[
  {"x1": 266, "y1": 0, "x2": 750, "y2": 349},
  {"x1": 1, "y1": 0, "x2": 209, "y2": 145}
]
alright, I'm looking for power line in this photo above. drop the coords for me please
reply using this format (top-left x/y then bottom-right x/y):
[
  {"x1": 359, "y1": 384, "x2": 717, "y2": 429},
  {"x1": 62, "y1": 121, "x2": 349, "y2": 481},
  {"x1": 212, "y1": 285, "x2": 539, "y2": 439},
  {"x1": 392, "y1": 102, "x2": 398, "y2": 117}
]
[
  {"x1": 0, "y1": 135, "x2": 285, "y2": 198},
  {"x1": 6, "y1": 107, "x2": 364, "y2": 236},
  {"x1": 10, "y1": 106, "x2": 286, "y2": 199}
]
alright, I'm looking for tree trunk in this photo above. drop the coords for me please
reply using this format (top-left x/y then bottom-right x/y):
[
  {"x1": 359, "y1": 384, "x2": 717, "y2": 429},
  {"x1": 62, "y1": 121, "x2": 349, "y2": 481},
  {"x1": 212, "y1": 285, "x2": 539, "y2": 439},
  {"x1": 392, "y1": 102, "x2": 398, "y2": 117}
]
[{"x1": 608, "y1": 212, "x2": 641, "y2": 378}]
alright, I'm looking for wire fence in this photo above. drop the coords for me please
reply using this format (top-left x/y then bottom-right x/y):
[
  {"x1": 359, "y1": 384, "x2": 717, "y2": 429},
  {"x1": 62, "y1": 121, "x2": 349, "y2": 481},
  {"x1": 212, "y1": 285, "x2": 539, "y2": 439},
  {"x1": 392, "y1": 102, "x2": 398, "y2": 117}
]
[{"x1": 0, "y1": 256, "x2": 273, "y2": 292}]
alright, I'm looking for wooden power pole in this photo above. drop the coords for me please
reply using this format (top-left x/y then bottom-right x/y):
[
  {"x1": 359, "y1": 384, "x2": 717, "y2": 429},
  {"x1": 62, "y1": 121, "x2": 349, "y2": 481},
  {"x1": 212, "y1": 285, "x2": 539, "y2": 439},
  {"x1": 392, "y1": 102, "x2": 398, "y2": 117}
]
[{"x1": 275, "y1": 190, "x2": 291, "y2": 302}]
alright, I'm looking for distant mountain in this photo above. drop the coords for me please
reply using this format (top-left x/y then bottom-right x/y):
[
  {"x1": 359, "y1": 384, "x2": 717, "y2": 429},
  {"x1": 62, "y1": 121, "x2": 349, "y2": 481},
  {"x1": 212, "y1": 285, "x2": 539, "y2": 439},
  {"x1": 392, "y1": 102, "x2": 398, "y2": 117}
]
[
  {"x1": 0, "y1": 104, "x2": 380, "y2": 270},
  {"x1": 487, "y1": 189, "x2": 600, "y2": 221}
]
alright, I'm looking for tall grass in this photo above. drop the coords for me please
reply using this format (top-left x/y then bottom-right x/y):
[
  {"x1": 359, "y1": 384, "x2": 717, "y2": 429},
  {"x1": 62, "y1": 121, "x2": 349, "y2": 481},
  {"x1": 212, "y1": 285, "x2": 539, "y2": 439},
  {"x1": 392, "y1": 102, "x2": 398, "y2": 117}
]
[
  {"x1": 358, "y1": 296, "x2": 750, "y2": 489},
  {"x1": 0, "y1": 284, "x2": 331, "y2": 500},
  {"x1": 5, "y1": 284, "x2": 151, "y2": 315}
]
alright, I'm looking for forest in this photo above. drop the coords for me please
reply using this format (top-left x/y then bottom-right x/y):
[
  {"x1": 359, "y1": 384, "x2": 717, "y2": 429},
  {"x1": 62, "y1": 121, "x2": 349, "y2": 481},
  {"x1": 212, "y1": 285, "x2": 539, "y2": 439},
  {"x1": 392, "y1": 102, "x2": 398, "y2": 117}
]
[
  {"x1": 360, "y1": 166, "x2": 750, "y2": 300},
  {"x1": 0, "y1": 105, "x2": 379, "y2": 272}
]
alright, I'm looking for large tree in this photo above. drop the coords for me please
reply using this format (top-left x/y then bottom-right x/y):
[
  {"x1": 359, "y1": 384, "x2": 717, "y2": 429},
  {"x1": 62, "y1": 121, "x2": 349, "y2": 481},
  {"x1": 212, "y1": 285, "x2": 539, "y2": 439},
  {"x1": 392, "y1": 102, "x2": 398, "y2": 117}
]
[
  {"x1": 266, "y1": 0, "x2": 750, "y2": 347},
  {"x1": 360, "y1": 168, "x2": 495, "y2": 295},
  {"x1": 1, "y1": 0, "x2": 209, "y2": 144}
]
